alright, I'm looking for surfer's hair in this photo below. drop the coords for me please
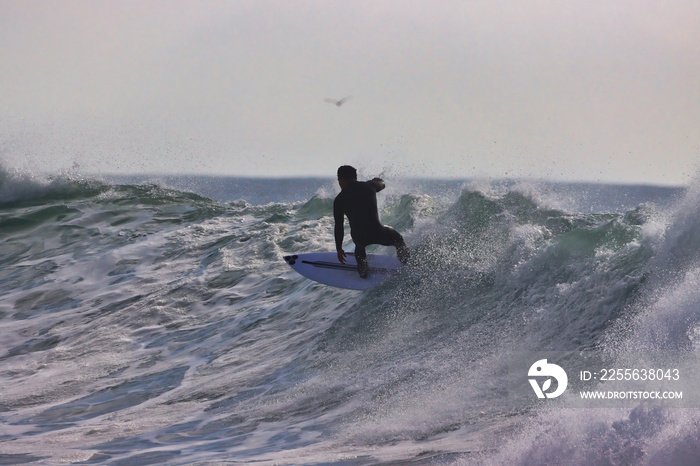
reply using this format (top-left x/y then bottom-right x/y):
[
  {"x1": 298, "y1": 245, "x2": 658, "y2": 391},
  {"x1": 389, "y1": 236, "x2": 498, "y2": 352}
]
[{"x1": 337, "y1": 165, "x2": 357, "y2": 181}]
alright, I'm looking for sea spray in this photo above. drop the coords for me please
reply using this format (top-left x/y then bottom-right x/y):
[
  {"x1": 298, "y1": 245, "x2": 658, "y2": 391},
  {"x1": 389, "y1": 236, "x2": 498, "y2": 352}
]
[{"x1": 482, "y1": 179, "x2": 700, "y2": 466}]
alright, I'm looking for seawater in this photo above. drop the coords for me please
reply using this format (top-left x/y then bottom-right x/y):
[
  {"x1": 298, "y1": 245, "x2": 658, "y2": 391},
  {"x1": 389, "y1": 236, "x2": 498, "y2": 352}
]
[{"x1": 1, "y1": 165, "x2": 699, "y2": 465}]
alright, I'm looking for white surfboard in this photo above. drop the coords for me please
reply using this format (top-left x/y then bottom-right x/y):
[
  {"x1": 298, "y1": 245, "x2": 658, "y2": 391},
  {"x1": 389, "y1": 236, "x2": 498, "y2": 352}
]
[{"x1": 283, "y1": 252, "x2": 401, "y2": 290}]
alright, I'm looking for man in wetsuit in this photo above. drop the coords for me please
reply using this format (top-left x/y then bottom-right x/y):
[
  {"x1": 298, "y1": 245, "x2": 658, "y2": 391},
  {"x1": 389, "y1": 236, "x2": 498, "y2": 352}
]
[{"x1": 334, "y1": 165, "x2": 410, "y2": 278}]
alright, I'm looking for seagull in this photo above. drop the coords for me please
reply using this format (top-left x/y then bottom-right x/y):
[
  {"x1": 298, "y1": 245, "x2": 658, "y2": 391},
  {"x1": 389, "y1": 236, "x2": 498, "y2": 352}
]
[{"x1": 324, "y1": 95, "x2": 352, "y2": 107}]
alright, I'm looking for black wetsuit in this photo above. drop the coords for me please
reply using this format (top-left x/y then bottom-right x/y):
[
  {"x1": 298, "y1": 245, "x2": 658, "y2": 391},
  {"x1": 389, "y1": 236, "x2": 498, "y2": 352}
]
[{"x1": 334, "y1": 180, "x2": 409, "y2": 275}]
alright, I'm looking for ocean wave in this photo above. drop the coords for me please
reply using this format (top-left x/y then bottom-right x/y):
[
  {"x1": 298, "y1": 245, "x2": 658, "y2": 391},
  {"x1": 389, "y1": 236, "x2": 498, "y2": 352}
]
[
  {"x1": 0, "y1": 165, "x2": 108, "y2": 205},
  {"x1": 0, "y1": 170, "x2": 697, "y2": 464}
]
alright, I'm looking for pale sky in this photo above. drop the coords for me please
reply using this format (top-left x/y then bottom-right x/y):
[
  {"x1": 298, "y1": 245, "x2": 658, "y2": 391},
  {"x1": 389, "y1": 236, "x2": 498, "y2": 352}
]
[{"x1": 2, "y1": 0, "x2": 699, "y2": 185}]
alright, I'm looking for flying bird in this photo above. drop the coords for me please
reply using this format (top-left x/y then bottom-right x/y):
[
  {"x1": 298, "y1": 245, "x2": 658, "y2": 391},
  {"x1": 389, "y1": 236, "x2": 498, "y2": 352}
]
[{"x1": 324, "y1": 96, "x2": 353, "y2": 107}]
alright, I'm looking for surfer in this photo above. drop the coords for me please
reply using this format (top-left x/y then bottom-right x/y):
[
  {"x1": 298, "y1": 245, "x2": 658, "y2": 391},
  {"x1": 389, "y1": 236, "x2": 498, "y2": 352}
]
[{"x1": 334, "y1": 165, "x2": 410, "y2": 278}]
